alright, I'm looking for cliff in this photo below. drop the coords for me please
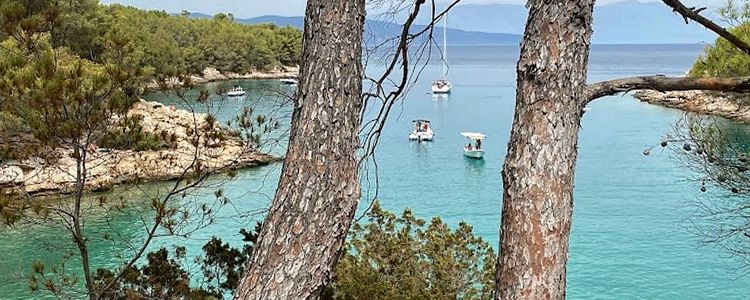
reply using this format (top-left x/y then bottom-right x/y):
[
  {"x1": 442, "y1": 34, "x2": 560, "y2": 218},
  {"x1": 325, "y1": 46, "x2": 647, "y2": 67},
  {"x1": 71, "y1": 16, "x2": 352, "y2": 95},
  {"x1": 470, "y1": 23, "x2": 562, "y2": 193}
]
[
  {"x1": 635, "y1": 90, "x2": 750, "y2": 123},
  {"x1": 0, "y1": 100, "x2": 278, "y2": 196}
]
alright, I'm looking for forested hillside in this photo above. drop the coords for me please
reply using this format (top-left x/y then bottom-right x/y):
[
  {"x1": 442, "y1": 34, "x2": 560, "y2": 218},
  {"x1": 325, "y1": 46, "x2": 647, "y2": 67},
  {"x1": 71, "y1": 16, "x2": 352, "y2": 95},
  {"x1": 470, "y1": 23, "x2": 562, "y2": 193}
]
[
  {"x1": 109, "y1": 7, "x2": 302, "y2": 74},
  {"x1": 0, "y1": 1, "x2": 301, "y2": 76},
  {"x1": 0, "y1": 0, "x2": 301, "y2": 159}
]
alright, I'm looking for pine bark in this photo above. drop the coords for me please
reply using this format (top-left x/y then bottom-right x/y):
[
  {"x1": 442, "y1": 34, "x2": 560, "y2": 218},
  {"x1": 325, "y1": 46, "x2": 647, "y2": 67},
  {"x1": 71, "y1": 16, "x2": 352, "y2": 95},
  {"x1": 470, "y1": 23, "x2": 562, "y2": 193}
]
[
  {"x1": 496, "y1": 1, "x2": 595, "y2": 299},
  {"x1": 233, "y1": 0, "x2": 365, "y2": 299}
]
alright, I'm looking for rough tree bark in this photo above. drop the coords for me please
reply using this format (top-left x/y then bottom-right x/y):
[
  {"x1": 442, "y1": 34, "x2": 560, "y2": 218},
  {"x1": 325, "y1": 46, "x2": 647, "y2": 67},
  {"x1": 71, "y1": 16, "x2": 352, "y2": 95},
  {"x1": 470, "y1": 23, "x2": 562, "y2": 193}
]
[
  {"x1": 233, "y1": 0, "x2": 365, "y2": 299},
  {"x1": 496, "y1": 1, "x2": 595, "y2": 299},
  {"x1": 494, "y1": 0, "x2": 750, "y2": 298}
]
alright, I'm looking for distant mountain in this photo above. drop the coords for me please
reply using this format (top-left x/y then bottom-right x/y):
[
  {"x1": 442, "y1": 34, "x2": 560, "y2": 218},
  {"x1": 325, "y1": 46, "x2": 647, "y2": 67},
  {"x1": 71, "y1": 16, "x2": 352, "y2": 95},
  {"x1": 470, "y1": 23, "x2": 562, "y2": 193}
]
[
  {"x1": 409, "y1": 4, "x2": 528, "y2": 38},
  {"x1": 238, "y1": 15, "x2": 521, "y2": 46},
  {"x1": 187, "y1": 12, "x2": 212, "y2": 19},
  {"x1": 209, "y1": 0, "x2": 722, "y2": 45},
  {"x1": 407, "y1": 1, "x2": 719, "y2": 44},
  {"x1": 241, "y1": 15, "x2": 303, "y2": 28}
]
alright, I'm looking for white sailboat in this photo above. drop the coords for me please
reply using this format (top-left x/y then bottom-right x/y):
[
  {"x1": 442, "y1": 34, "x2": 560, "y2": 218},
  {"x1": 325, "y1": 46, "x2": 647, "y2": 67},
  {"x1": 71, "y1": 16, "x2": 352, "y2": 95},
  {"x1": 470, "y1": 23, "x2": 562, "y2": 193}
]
[{"x1": 432, "y1": 3, "x2": 452, "y2": 94}]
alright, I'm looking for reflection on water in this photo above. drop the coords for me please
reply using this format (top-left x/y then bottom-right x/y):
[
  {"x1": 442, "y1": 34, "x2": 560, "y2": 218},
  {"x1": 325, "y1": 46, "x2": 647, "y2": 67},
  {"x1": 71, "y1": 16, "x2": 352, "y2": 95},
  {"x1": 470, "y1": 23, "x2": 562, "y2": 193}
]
[
  {"x1": 463, "y1": 156, "x2": 486, "y2": 177},
  {"x1": 432, "y1": 93, "x2": 449, "y2": 101},
  {"x1": 410, "y1": 140, "x2": 433, "y2": 157}
]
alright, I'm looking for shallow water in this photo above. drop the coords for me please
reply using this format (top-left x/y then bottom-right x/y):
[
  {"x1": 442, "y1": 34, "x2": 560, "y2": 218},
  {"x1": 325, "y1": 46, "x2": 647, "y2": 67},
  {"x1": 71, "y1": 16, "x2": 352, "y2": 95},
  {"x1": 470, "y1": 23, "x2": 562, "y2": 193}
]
[{"x1": 2, "y1": 44, "x2": 750, "y2": 299}]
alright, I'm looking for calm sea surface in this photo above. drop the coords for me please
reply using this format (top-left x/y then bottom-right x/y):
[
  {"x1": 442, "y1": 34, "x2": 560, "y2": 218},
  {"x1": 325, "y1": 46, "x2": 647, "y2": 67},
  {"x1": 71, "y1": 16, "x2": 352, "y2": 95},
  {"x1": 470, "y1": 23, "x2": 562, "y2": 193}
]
[{"x1": 2, "y1": 44, "x2": 750, "y2": 299}]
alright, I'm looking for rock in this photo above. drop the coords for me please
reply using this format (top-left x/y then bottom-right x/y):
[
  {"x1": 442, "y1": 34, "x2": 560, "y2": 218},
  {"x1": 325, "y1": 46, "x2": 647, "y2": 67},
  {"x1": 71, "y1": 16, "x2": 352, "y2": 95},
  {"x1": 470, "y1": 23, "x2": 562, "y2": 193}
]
[
  {"x1": 202, "y1": 67, "x2": 226, "y2": 81},
  {"x1": 634, "y1": 90, "x2": 750, "y2": 124},
  {"x1": 0, "y1": 166, "x2": 23, "y2": 185},
  {"x1": 144, "y1": 65, "x2": 300, "y2": 91},
  {"x1": 17, "y1": 157, "x2": 45, "y2": 170},
  {"x1": 1, "y1": 99, "x2": 278, "y2": 196}
]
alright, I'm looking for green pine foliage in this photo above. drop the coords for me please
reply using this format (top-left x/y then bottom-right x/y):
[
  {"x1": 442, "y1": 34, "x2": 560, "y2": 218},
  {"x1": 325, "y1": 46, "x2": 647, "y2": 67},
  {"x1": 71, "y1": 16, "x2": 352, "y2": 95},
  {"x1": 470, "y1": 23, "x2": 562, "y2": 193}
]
[
  {"x1": 329, "y1": 202, "x2": 497, "y2": 300},
  {"x1": 0, "y1": 32, "x2": 145, "y2": 151},
  {"x1": 43, "y1": 205, "x2": 496, "y2": 299},
  {"x1": 98, "y1": 116, "x2": 177, "y2": 152},
  {"x1": 105, "y1": 5, "x2": 302, "y2": 75},
  {"x1": 0, "y1": 0, "x2": 301, "y2": 155},
  {"x1": 0, "y1": 1, "x2": 301, "y2": 74},
  {"x1": 689, "y1": 23, "x2": 750, "y2": 77}
]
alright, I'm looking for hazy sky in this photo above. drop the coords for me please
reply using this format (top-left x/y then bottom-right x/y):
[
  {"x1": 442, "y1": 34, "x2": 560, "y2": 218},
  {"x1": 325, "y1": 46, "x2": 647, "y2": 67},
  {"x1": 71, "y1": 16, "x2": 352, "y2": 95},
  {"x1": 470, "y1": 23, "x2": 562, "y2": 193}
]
[{"x1": 100, "y1": 0, "x2": 726, "y2": 18}]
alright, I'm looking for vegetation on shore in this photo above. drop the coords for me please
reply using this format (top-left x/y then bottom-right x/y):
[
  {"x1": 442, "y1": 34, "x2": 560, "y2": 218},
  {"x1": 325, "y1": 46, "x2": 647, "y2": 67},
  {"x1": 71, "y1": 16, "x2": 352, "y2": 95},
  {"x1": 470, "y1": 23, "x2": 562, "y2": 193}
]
[
  {"x1": 108, "y1": 6, "x2": 301, "y2": 75},
  {"x1": 652, "y1": 0, "x2": 750, "y2": 271},
  {"x1": 0, "y1": 2, "x2": 496, "y2": 299},
  {"x1": 37, "y1": 203, "x2": 495, "y2": 299},
  {"x1": 689, "y1": 23, "x2": 750, "y2": 77},
  {"x1": 0, "y1": 2, "x2": 291, "y2": 298},
  {"x1": 0, "y1": 0, "x2": 301, "y2": 159},
  {"x1": 690, "y1": 1, "x2": 750, "y2": 78}
]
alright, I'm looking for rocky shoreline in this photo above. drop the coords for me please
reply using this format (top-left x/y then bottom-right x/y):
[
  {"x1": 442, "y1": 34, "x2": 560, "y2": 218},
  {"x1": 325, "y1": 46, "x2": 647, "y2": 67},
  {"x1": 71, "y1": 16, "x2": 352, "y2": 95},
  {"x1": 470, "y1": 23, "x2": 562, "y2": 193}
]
[
  {"x1": 146, "y1": 66, "x2": 299, "y2": 90},
  {"x1": 0, "y1": 100, "x2": 279, "y2": 196},
  {"x1": 635, "y1": 90, "x2": 750, "y2": 123}
]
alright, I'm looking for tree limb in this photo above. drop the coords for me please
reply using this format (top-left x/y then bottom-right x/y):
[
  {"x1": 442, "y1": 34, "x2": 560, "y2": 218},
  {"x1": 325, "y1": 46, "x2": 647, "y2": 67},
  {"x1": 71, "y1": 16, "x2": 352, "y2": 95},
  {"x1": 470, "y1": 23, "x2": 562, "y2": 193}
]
[
  {"x1": 585, "y1": 1, "x2": 750, "y2": 103},
  {"x1": 662, "y1": 0, "x2": 750, "y2": 55},
  {"x1": 585, "y1": 76, "x2": 750, "y2": 102}
]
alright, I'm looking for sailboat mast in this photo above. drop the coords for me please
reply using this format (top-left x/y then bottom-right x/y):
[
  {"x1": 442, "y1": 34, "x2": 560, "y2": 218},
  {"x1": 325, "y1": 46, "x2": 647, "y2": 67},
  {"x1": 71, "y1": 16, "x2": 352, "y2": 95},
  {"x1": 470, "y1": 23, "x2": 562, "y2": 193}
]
[{"x1": 442, "y1": 4, "x2": 448, "y2": 79}]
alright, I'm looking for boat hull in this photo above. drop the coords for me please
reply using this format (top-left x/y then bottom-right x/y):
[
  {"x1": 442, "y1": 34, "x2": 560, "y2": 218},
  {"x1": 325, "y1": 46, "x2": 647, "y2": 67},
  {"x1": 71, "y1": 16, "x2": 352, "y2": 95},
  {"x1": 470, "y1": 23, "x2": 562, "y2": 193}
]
[
  {"x1": 408, "y1": 131, "x2": 434, "y2": 141},
  {"x1": 227, "y1": 92, "x2": 246, "y2": 97},
  {"x1": 432, "y1": 84, "x2": 451, "y2": 94},
  {"x1": 463, "y1": 149, "x2": 484, "y2": 159}
]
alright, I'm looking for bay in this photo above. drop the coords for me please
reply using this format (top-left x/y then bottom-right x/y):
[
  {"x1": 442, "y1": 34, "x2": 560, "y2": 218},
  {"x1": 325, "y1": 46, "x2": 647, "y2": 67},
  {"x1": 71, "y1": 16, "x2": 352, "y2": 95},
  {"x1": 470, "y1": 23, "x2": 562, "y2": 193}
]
[{"x1": 1, "y1": 44, "x2": 748, "y2": 299}]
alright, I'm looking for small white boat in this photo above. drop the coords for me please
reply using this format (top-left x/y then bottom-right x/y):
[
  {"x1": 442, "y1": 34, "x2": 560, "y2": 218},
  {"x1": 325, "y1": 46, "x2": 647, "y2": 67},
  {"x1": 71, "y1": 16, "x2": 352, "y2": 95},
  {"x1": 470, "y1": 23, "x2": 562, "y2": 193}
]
[
  {"x1": 280, "y1": 78, "x2": 298, "y2": 85},
  {"x1": 408, "y1": 120, "x2": 434, "y2": 141},
  {"x1": 227, "y1": 85, "x2": 246, "y2": 97},
  {"x1": 462, "y1": 132, "x2": 486, "y2": 159},
  {"x1": 432, "y1": 79, "x2": 452, "y2": 94}
]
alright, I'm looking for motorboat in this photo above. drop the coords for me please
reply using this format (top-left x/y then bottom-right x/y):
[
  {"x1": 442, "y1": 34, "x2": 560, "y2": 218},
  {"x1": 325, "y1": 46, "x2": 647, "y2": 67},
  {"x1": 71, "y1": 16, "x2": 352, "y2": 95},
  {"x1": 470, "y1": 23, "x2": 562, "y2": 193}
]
[
  {"x1": 408, "y1": 120, "x2": 434, "y2": 141},
  {"x1": 432, "y1": 2, "x2": 452, "y2": 94},
  {"x1": 462, "y1": 132, "x2": 486, "y2": 159},
  {"x1": 280, "y1": 77, "x2": 298, "y2": 85},
  {"x1": 227, "y1": 85, "x2": 246, "y2": 97}
]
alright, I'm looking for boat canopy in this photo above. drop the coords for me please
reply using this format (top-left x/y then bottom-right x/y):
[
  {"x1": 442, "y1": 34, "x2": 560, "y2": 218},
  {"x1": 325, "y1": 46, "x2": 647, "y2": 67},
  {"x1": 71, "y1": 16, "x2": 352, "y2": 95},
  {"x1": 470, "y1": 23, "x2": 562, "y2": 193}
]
[
  {"x1": 461, "y1": 132, "x2": 486, "y2": 140},
  {"x1": 412, "y1": 119, "x2": 431, "y2": 123}
]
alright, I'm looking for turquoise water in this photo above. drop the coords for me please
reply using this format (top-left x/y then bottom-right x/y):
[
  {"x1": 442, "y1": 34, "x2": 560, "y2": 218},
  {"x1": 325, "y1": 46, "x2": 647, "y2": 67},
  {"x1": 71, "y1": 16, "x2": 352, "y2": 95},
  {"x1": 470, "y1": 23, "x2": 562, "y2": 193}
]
[{"x1": 2, "y1": 44, "x2": 750, "y2": 299}]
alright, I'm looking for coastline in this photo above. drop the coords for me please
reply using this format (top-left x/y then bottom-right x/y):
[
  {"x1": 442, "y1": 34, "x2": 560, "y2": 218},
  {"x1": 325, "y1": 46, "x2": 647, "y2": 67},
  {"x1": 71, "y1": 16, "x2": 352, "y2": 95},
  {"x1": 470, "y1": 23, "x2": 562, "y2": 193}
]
[
  {"x1": 0, "y1": 100, "x2": 280, "y2": 196},
  {"x1": 634, "y1": 90, "x2": 750, "y2": 124},
  {"x1": 145, "y1": 66, "x2": 299, "y2": 90}
]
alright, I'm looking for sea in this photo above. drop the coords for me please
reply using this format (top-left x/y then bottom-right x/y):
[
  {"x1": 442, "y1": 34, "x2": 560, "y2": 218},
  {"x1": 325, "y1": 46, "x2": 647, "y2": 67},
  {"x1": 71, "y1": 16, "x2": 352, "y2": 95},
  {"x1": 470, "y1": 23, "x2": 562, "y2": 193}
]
[{"x1": 2, "y1": 44, "x2": 749, "y2": 299}]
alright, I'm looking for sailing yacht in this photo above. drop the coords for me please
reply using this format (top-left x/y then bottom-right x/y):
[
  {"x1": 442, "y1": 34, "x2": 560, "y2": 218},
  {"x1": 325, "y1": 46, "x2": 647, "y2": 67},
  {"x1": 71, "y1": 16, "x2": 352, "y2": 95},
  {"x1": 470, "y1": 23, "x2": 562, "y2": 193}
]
[{"x1": 432, "y1": 4, "x2": 452, "y2": 94}]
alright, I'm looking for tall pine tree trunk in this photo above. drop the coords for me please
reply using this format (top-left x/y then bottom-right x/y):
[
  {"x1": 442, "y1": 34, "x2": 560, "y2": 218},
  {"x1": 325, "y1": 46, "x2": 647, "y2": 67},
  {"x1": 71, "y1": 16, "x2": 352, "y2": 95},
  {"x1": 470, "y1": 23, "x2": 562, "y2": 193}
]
[
  {"x1": 234, "y1": 0, "x2": 365, "y2": 298},
  {"x1": 496, "y1": 1, "x2": 595, "y2": 299}
]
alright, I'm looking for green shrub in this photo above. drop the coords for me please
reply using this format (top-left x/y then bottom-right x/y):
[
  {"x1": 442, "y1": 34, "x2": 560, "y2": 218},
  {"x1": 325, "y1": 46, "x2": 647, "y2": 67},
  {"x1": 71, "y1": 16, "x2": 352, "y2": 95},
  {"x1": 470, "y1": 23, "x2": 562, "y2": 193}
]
[
  {"x1": 98, "y1": 116, "x2": 173, "y2": 152},
  {"x1": 690, "y1": 23, "x2": 750, "y2": 77},
  {"x1": 328, "y1": 202, "x2": 497, "y2": 300},
  {"x1": 37, "y1": 205, "x2": 496, "y2": 299}
]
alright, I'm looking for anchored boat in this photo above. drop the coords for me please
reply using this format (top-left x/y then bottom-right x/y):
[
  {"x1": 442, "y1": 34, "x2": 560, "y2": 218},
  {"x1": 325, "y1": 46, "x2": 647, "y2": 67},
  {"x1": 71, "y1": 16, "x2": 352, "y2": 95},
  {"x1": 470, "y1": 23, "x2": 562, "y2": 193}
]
[
  {"x1": 432, "y1": 1, "x2": 452, "y2": 94},
  {"x1": 280, "y1": 77, "x2": 298, "y2": 85},
  {"x1": 461, "y1": 132, "x2": 485, "y2": 159},
  {"x1": 408, "y1": 120, "x2": 434, "y2": 141},
  {"x1": 227, "y1": 85, "x2": 246, "y2": 97}
]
